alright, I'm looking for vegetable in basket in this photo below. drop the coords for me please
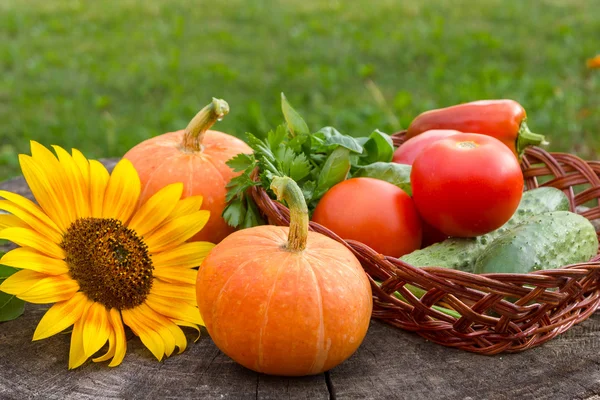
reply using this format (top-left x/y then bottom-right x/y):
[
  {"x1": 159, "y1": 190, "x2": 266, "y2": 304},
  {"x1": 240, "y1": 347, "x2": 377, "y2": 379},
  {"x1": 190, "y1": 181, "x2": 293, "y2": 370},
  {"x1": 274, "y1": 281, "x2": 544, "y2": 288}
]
[
  {"x1": 311, "y1": 177, "x2": 422, "y2": 257},
  {"x1": 473, "y1": 211, "x2": 598, "y2": 274},
  {"x1": 411, "y1": 133, "x2": 524, "y2": 237},
  {"x1": 405, "y1": 99, "x2": 547, "y2": 157},
  {"x1": 400, "y1": 187, "x2": 570, "y2": 272},
  {"x1": 196, "y1": 176, "x2": 372, "y2": 376},
  {"x1": 392, "y1": 129, "x2": 459, "y2": 165},
  {"x1": 223, "y1": 94, "x2": 398, "y2": 229}
]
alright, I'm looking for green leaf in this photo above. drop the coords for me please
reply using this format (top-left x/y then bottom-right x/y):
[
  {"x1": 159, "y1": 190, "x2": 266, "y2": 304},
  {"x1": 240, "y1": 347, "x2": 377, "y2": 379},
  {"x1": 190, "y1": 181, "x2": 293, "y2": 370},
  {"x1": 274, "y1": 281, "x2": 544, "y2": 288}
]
[
  {"x1": 267, "y1": 125, "x2": 288, "y2": 151},
  {"x1": 241, "y1": 196, "x2": 265, "y2": 229},
  {"x1": 225, "y1": 173, "x2": 257, "y2": 202},
  {"x1": 354, "y1": 162, "x2": 412, "y2": 195},
  {"x1": 226, "y1": 153, "x2": 255, "y2": 172},
  {"x1": 315, "y1": 147, "x2": 351, "y2": 198},
  {"x1": 275, "y1": 147, "x2": 311, "y2": 182},
  {"x1": 287, "y1": 134, "x2": 309, "y2": 154},
  {"x1": 281, "y1": 93, "x2": 310, "y2": 138},
  {"x1": 360, "y1": 129, "x2": 394, "y2": 164},
  {"x1": 301, "y1": 180, "x2": 316, "y2": 203},
  {"x1": 0, "y1": 264, "x2": 18, "y2": 279},
  {"x1": 247, "y1": 133, "x2": 275, "y2": 163},
  {"x1": 0, "y1": 263, "x2": 24, "y2": 322},
  {"x1": 313, "y1": 127, "x2": 363, "y2": 153},
  {"x1": 0, "y1": 292, "x2": 24, "y2": 322},
  {"x1": 222, "y1": 197, "x2": 247, "y2": 228}
]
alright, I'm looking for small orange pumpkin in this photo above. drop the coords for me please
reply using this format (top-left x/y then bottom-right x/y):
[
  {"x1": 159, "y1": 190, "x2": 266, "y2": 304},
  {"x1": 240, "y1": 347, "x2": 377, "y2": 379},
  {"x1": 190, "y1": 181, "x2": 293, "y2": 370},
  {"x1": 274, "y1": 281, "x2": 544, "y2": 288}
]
[
  {"x1": 123, "y1": 98, "x2": 252, "y2": 243},
  {"x1": 196, "y1": 176, "x2": 373, "y2": 376}
]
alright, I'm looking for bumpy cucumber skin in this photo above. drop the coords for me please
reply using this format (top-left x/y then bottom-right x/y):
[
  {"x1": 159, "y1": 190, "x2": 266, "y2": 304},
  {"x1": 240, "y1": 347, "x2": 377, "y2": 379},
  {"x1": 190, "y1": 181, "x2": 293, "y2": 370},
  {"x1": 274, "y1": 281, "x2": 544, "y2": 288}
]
[
  {"x1": 474, "y1": 211, "x2": 598, "y2": 274},
  {"x1": 400, "y1": 187, "x2": 570, "y2": 272}
]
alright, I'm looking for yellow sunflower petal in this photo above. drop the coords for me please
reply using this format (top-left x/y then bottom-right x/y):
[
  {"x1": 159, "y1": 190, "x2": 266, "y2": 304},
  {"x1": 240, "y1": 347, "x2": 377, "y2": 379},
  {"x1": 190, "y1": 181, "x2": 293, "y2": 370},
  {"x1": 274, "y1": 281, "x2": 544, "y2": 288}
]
[
  {"x1": 18, "y1": 274, "x2": 79, "y2": 304},
  {"x1": 52, "y1": 146, "x2": 90, "y2": 219},
  {"x1": 92, "y1": 328, "x2": 116, "y2": 363},
  {"x1": 28, "y1": 142, "x2": 78, "y2": 227},
  {"x1": 136, "y1": 304, "x2": 176, "y2": 357},
  {"x1": 18, "y1": 154, "x2": 71, "y2": 231},
  {"x1": 144, "y1": 211, "x2": 210, "y2": 254},
  {"x1": 71, "y1": 148, "x2": 90, "y2": 194},
  {"x1": 166, "y1": 196, "x2": 204, "y2": 221},
  {"x1": 69, "y1": 300, "x2": 93, "y2": 370},
  {"x1": 152, "y1": 241, "x2": 215, "y2": 269},
  {"x1": 89, "y1": 160, "x2": 110, "y2": 218},
  {"x1": 146, "y1": 293, "x2": 203, "y2": 326},
  {"x1": 0, "y1": 201, "x2": 63, "y2": 243},
  {"x1": 128, "y1": 183, "x2": 183, "y2": 237},
  {"x1": 170, "y1": 319, "x2": 201, "y2": 342},
  {"x1": 153, "y1": 268, "x2": 198, "y2": 285},
  {"x1": 107, "y1": 308, "x2": 127, "y2": 367},
  {"x1": 1, "y1": 247, "x2": 68, "y2": 275},
  {"x1": 122, "y1": 307, "x2": 165, "y2": 361},
  {"x1": 0, "y1": 190, "x2": 62, "y2": 233},
  {"x1": 0, "y1": 270, "x2": 47, "y2": 295},
  {"x1": 82, "y1": 302, "x2": 111, "y2": 358},
  {"x1": 0, "y1": 227, "x2": 65, "y2": 259},
  {"x1": 33, "y1": 292, "x2": 88, "y2": 340},
  {"x1": 102, "y1": 159, "x2": 141, "y2": 224},
  {"x1": 0, "y1": 214, "x2": 30, "y2": 230},
  {"x1": 148, "y1": 312, "x2": 188, "y2": 354},
  {"x1": 150, "y1": 279, "x2": 197, "y2": 303}
]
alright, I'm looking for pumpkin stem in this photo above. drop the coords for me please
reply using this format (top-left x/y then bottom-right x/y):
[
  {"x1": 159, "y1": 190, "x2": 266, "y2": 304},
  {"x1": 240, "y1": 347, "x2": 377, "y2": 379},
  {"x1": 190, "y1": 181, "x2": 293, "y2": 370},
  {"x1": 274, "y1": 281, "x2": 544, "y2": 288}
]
[
  {"x1": 182, "y1": 98, "x2": 230, "y2": 152},
  {"x1": 270, "y1": 176, "x2": 309, "y2": 252}
]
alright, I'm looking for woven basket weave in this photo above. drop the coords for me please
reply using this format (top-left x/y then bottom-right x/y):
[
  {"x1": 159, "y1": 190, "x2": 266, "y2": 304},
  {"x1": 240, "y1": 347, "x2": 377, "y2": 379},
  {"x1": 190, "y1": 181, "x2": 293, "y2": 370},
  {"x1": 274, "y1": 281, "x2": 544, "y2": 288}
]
[{"x1": 249, "y1": 131, "x2": 600, "y2": 355}]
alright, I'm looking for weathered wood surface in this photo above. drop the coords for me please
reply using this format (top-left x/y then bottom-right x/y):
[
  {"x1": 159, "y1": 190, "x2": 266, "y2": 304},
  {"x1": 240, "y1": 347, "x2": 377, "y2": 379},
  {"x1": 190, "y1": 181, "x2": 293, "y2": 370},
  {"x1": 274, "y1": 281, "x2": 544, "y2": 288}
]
[
  {"x1": 1, "y1": 304, "x2": 600, "y2": 400},
  {"x1": 2, "y1": 159, "x2": 600, "y2": 400}
]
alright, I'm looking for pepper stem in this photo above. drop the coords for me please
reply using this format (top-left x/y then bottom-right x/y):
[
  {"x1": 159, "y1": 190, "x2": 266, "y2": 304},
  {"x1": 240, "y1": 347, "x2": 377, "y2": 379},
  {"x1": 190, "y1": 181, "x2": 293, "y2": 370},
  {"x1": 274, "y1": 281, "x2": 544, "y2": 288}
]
[
  {"x1": 516, "y1": 120, "x2": 548, "y2": 156},
  {"x1": 270, "y1": 176, "x2": 309, "y2": 252},
  {"x1": 182, "y1": 98, "x2": 229, "y2": 152}
]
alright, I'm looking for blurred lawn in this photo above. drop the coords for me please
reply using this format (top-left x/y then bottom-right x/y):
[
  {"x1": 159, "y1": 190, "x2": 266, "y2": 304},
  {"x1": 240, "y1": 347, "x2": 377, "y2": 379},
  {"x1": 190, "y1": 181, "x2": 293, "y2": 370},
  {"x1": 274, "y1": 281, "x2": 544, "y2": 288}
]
[{"x1": 1, "y1": 0, "x2": 599, "y2": 181}]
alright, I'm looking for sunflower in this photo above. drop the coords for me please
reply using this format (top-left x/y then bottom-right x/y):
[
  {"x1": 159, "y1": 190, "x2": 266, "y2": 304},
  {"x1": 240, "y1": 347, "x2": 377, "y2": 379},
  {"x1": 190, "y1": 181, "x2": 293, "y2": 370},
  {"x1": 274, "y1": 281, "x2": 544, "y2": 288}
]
[{"x1": 0, "y1": 141, "x2": 214, "y2": 369}]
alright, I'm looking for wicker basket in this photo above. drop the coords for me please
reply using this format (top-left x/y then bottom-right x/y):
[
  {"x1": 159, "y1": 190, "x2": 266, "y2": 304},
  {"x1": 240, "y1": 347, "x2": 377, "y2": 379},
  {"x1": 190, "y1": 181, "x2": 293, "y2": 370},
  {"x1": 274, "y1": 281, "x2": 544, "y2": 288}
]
[{"x1": 249, "y1": 131, "x2": 600, "y2": 355}]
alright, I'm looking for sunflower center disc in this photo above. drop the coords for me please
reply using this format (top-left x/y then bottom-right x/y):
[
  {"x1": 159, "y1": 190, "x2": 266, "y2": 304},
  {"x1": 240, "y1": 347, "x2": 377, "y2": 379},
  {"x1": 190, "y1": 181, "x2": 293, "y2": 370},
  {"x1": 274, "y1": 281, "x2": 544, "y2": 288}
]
[{"x1": 61, "y1": 217, "x2": 154, "y2": 310}]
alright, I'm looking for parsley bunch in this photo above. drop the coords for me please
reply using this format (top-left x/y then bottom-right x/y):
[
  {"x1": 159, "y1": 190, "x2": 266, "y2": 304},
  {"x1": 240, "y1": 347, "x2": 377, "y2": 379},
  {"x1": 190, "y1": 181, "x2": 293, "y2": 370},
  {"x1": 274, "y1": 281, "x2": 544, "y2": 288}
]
[{"x1": 222, "y1": 93, "x2": 408, "y2": 229}]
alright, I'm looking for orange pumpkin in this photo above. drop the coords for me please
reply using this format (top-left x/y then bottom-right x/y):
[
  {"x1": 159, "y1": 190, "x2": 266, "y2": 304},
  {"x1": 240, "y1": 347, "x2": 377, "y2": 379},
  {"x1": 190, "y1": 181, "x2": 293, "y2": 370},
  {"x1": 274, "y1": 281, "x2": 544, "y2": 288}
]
[
  {"x1": 196, "y1": 176, "x2": 373, "y2": 376},
  {"x1": 123, "y1": 98, "x2": 252, "y2": 243}
]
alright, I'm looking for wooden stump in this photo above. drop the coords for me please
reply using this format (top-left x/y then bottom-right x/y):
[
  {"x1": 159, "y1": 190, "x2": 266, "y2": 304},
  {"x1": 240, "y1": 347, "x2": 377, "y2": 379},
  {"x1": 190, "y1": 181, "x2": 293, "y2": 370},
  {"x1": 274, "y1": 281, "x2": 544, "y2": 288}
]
[{"x1": 1, "y1": 159, "x2": 600, "y2": 399}]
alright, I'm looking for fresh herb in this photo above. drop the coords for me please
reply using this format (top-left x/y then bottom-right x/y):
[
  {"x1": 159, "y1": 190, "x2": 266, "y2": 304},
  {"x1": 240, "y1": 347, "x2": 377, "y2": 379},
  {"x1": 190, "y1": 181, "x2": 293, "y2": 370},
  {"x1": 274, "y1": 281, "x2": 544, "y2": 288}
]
[
  {"x1": 354, "y1": 162, "x2": 412, "y2": 195},
  {"x1": 222, "y1": 93, "x2": 397, "y2": 229}
]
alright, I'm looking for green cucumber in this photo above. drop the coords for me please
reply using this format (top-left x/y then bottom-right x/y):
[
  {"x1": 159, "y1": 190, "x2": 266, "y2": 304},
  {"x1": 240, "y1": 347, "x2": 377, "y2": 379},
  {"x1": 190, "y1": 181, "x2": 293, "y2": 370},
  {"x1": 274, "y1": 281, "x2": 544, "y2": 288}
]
[
  {"x1": 474, "y1": 211, "x2": 598, "y2": 274},
  {"x1": 400, "y1": 187, "x2": 570, "y2": 272}
]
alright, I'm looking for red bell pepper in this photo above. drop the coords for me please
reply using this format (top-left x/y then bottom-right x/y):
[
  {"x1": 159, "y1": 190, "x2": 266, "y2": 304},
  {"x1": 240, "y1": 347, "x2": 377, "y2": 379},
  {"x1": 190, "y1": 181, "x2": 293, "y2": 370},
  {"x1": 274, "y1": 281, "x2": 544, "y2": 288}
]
[{"x1": 405, "y1": 99, "x2": 547, "y2": 157}]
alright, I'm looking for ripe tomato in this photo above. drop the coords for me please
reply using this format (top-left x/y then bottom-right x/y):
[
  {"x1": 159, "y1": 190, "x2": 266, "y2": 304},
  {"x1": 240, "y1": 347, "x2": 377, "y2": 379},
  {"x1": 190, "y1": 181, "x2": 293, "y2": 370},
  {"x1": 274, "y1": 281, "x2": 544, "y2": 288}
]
[
  {"x1": 392, "y1": 129, "x2": 460, "y2": 165},
  {"x1": 312, "y1": 177, "x2": 422, "y2": 257},
  {"x1": 411, "y1": 133, "x2": 523, "y2": 237}
]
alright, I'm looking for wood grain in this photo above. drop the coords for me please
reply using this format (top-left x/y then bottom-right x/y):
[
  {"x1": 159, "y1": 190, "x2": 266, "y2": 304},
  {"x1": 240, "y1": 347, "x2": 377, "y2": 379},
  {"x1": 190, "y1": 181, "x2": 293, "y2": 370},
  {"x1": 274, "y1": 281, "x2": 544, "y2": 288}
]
[
  {"x1": 1, "y1": 303, "x2": 600, "y2": 399},
  {"x1": 0, "y1": 304, "x2": 329, "y2": 399}
]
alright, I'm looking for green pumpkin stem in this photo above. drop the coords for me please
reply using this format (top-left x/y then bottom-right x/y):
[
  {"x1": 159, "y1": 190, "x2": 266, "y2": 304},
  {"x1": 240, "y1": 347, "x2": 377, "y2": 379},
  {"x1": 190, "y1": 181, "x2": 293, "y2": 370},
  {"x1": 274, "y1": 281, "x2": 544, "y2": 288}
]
[
  {"x1": 182, "y1": 98, "x2": 229, "y2": 152},
  {"x1": 270, "y1": 176, "x2": 309, "y2": 252}
]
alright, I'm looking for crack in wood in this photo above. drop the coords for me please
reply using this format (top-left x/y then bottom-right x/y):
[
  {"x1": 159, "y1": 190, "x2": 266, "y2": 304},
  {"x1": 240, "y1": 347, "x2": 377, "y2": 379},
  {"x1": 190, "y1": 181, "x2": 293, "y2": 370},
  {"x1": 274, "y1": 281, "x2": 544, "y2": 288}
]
[{"x1": 325, "y1": 371, "x2": 336, "y2": 400}]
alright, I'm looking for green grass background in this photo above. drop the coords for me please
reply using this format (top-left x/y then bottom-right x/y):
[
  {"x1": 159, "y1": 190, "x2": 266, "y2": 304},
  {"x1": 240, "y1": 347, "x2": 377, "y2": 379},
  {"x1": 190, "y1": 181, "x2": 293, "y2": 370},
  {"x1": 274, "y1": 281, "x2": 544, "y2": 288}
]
[{"x1": 1, "y1": 0, "x2": 599, "y2": 181}]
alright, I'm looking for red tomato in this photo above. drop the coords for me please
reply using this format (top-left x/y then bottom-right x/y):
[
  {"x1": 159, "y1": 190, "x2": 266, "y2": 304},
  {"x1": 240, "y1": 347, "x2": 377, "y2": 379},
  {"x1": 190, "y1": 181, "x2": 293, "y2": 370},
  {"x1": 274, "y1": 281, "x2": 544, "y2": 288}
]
[
  {"x1": 411, "y1": 133, "x2": 523, "y2": 237},
  {"x1": 392, "y1": 129, "x2": 460, "y2": 165},
  {"x1": 312, "y1": 177, "x2": 422, "y2": 257}
]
